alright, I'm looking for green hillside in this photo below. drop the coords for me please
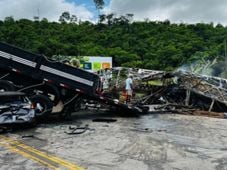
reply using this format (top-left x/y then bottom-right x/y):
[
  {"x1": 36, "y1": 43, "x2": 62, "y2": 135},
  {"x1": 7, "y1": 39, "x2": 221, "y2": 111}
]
[{"x1": 0, "y1": 14, "x2": 227, "y2": 72}]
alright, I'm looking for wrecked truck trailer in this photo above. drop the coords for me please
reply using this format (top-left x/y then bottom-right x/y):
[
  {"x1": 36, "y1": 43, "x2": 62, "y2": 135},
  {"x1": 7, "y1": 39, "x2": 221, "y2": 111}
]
[
  {"x1": 0, "y1": 42, "x2": 100, "y2": 117},
  {"x1": 100, "y1": 67, "x2": 227, "y2": 114},
  {"x1": 0, "y1": 42, "x2": 143, "y2": 121}
]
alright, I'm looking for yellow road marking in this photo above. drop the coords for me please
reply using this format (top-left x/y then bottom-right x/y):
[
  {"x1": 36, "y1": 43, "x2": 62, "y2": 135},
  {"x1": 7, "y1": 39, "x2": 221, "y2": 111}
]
[
  {"x1": 0, "y1": 140, "x2": 58, "y2": 169},
  {"x1": 0, "y1": 135, "x2": 84, "y2": 170}
]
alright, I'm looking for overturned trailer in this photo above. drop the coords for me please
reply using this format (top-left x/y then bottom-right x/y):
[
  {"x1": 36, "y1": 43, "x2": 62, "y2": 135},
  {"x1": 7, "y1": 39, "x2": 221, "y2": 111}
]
[{"x1": 0, "y1": 42, "x2": 144, "y2": 125}]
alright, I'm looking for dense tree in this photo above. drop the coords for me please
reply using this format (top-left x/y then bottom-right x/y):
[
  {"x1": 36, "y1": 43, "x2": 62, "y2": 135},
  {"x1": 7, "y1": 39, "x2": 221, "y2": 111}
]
[
  {"x1": 59, "y1": 12, "x2": 77, "y2": 24},
  {"x1": 93, "y1": 0, "x2": 105, "y2": 9},
  {"x1": 0, "y1": 14, "x2": 227, "y2": 74}
]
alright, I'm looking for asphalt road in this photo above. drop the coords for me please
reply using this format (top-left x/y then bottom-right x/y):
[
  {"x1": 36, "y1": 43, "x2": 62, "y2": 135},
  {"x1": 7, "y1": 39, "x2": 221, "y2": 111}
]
[{"x1": 0, "y1": 111, "x2": 227, "y2": 170}]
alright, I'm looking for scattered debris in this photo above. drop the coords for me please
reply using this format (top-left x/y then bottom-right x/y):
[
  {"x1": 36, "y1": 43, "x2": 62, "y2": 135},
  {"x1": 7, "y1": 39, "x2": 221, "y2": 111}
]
[
  {"x1": 92, "y1": 118, "x2": 117, "y2": 123},
  {"x1": 21, "y1": 135, "x2": 35, "y2": 138},
  {"x1": 64, "y1": 125, "x2": 94, "y2": 135}
]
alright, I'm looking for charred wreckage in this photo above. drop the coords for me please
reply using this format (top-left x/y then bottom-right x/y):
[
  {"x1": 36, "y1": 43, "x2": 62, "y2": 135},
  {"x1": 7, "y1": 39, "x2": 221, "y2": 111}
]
[
  {"x1": 0, "y1": 42, "x2": 226, "y2": 130},
  {"x1": 104, "y1": 67, "x2": 227, "y2": 118}
]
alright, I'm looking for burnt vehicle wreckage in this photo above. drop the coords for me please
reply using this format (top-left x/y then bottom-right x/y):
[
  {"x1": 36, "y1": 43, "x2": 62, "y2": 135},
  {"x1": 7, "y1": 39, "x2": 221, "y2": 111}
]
[
  {"x1": 98, "y1": 66, "x2": 227, "y2": 117},
  {"x1": 0, "y1": 42, "x2": 226, "y2": 129}
]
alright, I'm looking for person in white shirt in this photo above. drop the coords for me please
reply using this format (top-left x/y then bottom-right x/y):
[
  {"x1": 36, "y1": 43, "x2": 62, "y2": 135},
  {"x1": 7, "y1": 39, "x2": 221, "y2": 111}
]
[{"x1": 125, "y1": 75, "x2": 133, "y2": 104}]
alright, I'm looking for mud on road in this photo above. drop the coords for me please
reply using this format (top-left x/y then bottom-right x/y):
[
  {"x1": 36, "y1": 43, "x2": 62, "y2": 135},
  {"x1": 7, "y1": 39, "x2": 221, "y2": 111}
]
[{"x1": 1, "y1": 111, "x2": 227, "y2": 170}]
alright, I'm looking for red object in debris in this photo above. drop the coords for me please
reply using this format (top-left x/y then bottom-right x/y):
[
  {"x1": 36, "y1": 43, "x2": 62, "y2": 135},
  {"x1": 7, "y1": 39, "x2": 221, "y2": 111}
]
[
  {"x1": 122, "y1": 90, "x2": 127, "y2": 102},
  {"x1": 122, "y1": 90, "x2": 126, "y2": 96}
]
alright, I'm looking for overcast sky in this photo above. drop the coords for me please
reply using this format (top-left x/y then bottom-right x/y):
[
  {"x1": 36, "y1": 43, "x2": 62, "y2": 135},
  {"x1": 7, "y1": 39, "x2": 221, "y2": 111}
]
[{"x1": 0, "y1": 0, "x2": 227, "y2": 25}]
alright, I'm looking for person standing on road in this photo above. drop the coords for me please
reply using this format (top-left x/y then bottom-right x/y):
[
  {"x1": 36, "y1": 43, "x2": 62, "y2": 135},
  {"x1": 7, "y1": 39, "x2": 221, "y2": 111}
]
[{"x1": 125, "y1": 75, "x2": 133, "y2": 104}]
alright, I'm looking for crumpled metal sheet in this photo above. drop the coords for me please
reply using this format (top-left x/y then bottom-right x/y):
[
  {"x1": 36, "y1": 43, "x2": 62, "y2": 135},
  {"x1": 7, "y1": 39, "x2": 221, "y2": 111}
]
[
  {"x1": 174, "y1": 71, "x2": 227, "y2": 106},
  {"x1": 0, "y1": 106, "x2": 35, "y2": 125}
]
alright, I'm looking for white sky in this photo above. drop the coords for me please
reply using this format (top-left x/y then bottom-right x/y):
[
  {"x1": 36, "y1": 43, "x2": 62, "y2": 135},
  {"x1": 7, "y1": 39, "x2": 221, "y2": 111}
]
[{"x1": 104, "y1": 0, "x2": 227, "y2": 25}]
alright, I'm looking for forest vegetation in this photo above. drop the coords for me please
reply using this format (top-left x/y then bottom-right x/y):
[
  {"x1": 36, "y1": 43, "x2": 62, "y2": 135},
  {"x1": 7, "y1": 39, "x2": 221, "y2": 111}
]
[{"x1": 0, "y1": 12, "x2": 227, "y2": 76}]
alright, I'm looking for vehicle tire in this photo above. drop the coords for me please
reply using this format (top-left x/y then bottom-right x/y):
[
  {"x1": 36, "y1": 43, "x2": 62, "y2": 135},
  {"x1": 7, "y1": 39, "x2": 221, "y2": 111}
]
[
  {"x1": 0, "y1": 80, "x2": 15, "y2": 92},
  {"x1": 40, "y1": 84, "x2": 61, "y2": 106},
  {"x1": 30, "y1": 94, "x2": 53, "y2": 118},
  {"x1": 48, "y1": 84, "x2": 61, "y2": 105}
]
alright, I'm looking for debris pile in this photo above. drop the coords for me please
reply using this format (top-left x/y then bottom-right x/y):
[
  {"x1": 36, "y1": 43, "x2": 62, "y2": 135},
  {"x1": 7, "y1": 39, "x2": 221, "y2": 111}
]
[{"x1": 101, "y1": 67, "x2": 227, "y2": 118}]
